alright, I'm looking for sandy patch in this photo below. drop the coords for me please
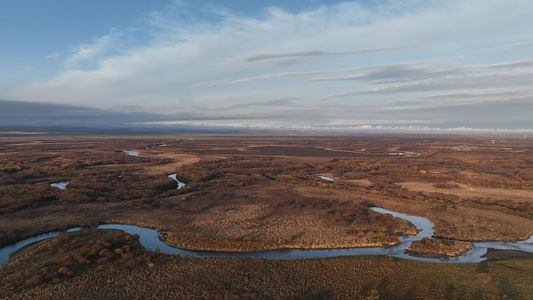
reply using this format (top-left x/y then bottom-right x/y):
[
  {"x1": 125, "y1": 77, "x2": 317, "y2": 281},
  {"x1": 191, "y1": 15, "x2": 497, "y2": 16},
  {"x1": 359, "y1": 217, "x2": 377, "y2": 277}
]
[
  {"x1": 345, "y1": 179, "x2": 373, "y2": 186},
  {"x1": 130, "y1": 150, "x2": 200, "y2": 174},
  {"x1": 399, "y1": 181, "x2": 533, "y2": 202}
]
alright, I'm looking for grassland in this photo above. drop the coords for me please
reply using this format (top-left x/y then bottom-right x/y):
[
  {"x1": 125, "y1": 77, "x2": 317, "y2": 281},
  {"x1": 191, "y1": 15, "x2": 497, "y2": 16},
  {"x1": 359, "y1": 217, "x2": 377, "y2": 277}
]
[
  {"x1": 2, "y1": 230, "x2": 533, "y2": 299},
  {"x1": 1, "y1": 131, "x2": 533, "y2": 298}
]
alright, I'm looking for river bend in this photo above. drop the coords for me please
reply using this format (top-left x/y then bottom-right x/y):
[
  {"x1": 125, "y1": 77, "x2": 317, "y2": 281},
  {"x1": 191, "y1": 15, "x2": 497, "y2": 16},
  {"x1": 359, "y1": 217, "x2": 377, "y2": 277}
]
[{"x1": 2, "y1": 207, "x2": 532, "y2": 266}]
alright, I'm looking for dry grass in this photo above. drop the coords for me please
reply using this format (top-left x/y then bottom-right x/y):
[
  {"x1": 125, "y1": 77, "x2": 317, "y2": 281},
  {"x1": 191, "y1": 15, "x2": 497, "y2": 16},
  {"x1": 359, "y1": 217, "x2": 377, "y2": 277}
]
[
  {"x1": 142, "y1": 152, "x2": 200, "y2": 175},
  {"x1": 345, "y1": 178, "x2": 373, "y2": 186},
  {"x1": 293, "y1": 186, "x2": 533, "y2": 242},
  {"x1": 2, "y1": 133, "x2": 533, "y2": 299},
  {"x1": 400, "y1": 181, "x2": 533, "y2": 203},
  {"x1": 2, "y1": 235, "x2": 533, "y2": 299},
  {"x1": 161, "y1": 182, "x2": 417, "y2": 251},
  {"x1": 406, "y1": 237, "x2": 473, "y2": 256}
]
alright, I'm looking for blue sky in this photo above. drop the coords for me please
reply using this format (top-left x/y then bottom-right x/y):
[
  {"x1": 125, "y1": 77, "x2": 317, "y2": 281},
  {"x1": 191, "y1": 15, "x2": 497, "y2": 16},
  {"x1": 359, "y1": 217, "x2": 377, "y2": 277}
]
[{"x1": 1, "y1": 0, "x2": 533, "y2": 133}]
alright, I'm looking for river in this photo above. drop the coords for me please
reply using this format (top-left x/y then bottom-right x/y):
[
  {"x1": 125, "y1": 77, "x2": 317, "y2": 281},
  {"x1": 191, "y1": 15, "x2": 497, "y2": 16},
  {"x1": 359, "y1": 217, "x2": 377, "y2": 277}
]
[
  {"x1": 2, "y1": 207, "x2": 532, "y2": 266},
  {"x1": 167, "y1": 174, "x2": 188, "y2": 189}
]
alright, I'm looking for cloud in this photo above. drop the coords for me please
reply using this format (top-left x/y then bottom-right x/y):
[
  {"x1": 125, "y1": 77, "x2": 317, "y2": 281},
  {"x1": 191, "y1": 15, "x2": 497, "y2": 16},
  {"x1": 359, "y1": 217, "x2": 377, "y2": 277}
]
[
  {"x1": 244, "y1": 46, "x2": 414, "y2": 62},
  {"x1": 487, "y1": 59, "x2": 533, "y2": 69},
  {"x1": 324, "y1": 119, "x2": 440, "y2": 126},
  {"x1": 194, "y1": 58, "x2": 533, "y2": 89},
  {"x1": 246, "y1": 50, "x2": 335, "y2": 62},
  {"x1": 6, "y1": 0, "x2": 533, "y2": 131},
  {"x1": 316, "y1": 58, "x2": 533, "y2": 84},
  {"x1": 189, "y1": 75, "x2": 276, "y2": 88},
  {"x1": 46, "y1": 52, "x2": 60, "y2": 60},
  {"x1": 311, "y1": 63, "x2": 458, "y2": 84},
  {"x1": 507, "y1": 41, "x2": 533, "y2": 48},
  {"x1": 137, "y1": 120, "x2": 533, "y2": 135},
  {"x1": 62, "y1": 30, "x2": 126, "y2": 68},
  {"x1": 211, "y1": 98, "x2": 299, "y2": 110},
  {"x1": 311, "y1": 125, "x2": 533, "y2": 134},
  {"x1": 189, "y1": 70, "x2": 327, "y2": 88},
  {"x1": 320, "y1": 60, "x2": 533, "y2": 100},
  {"x1": 3, "y1": 95, "x2": 531, "y2": 133},
  {"x1": 0, "y1": 99, "x2": 161, "y2": 127},
  {"x1": 386, "y1": 89, "x2": 531, "y2": 109}
]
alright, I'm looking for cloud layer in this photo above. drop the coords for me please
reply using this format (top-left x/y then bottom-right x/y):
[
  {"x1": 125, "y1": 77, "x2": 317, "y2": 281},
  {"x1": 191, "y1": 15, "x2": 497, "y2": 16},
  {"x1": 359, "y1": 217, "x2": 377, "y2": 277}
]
[{"x1": 5, "y1": 0, "x2": 533, "y2": 131}]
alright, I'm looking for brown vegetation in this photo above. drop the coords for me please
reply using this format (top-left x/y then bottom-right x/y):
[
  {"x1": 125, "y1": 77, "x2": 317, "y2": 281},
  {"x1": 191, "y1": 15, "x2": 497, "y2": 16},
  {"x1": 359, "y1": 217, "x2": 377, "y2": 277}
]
[
  {"x1": 2, "y1": 134, "x2": 533, "y2": 248},
  {"x1": 406, "y1": 237, "x2": 474, "y2": 257},
  {"x1": 1, "y1": 231, "x2": 533, "y2": 299},
  {"x1": 1, "y1": 132, "x2": 533, "y2": 298},
  {"x1": 1, "y1": 230, "x2": 152, "y2": 294}
]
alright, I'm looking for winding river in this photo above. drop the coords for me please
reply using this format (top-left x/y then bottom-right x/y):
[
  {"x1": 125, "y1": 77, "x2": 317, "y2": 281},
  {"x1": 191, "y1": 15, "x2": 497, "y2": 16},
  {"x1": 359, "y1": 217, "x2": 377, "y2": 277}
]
[
  {"x1": 2, "y1": 208, "x2": 533, "y2": 266},
  {"x1": 167, "y1": 174, "x2": 188, "y2": 189}
]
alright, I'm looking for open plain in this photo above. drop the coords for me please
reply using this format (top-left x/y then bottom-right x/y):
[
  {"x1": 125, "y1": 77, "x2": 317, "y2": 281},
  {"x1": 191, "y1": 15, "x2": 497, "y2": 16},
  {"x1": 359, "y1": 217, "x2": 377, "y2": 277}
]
[{"x1": 1, "y1": 131, "x2": 533, "y2": 299}]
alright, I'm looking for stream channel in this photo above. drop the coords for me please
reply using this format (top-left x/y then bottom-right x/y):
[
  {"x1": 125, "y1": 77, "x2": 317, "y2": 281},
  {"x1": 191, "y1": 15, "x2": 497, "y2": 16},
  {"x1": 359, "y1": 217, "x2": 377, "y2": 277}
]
[{"x1": 2, "y1": 208, "x2": 533, "y2": 266}]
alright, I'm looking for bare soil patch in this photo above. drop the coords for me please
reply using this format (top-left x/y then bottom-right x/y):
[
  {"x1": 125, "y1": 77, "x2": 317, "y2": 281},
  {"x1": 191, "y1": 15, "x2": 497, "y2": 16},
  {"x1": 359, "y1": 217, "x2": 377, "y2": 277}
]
[{"x1": 400, "y1": 181, "x2": 533, "y2": 203}]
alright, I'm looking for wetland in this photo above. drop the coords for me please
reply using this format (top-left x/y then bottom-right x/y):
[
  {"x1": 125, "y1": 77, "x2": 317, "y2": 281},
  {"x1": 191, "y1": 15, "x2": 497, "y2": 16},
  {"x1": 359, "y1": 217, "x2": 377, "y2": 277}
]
[
  {"x1": 1, "y1": 132, "x2": 533, "y2": 299},
  {"x1": 3, "y1": 207, "x2": 533, "y2": 266}
]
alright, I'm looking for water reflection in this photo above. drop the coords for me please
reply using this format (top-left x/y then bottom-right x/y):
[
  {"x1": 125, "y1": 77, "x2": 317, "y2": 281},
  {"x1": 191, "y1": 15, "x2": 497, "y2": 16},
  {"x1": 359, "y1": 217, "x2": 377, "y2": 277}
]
[
  {"x1": 2, "y1": 208, "x2": 533, "y2": 266},
  {"x1": 122, "y1": 150, "x2": 140, "y2": 156},
  {"x1": 318, "y1": 176, "x2": 335, "y2": 182},
  {"x1": 50, "y1": 181, "x2": 69, "y2": 190},
  {"x1": 168, "y1": 174, "x2": 188, "y2": 189}
]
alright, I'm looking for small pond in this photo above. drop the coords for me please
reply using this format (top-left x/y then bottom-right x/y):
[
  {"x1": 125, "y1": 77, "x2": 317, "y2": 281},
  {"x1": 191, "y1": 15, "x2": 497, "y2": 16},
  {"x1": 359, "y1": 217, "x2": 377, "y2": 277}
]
[
  {"x1": 50, "y1": 181, "x2": 69, "y2": 190},
  {"x1": 318, "y1": 176, "x2": 335, "y2": 182},
  {"x1": 122, "y1": 150, "x2": 141, "y2": 157}
]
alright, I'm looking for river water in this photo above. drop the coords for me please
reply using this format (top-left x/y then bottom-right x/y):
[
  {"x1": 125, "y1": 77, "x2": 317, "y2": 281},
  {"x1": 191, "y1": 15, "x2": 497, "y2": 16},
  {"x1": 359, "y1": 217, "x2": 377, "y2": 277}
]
[
  {"x1": 167, "y1": 174, "x2": 188, "y2": 189},
  {"x1": 50, "y1": 181, "x2": 69, "y2": 190},
  {"x1": 2, "y1": 208, "x2": 532, "y2": 266},
  {"x1": 122, "y1": 150, "x2": 141, "y2": 156}
]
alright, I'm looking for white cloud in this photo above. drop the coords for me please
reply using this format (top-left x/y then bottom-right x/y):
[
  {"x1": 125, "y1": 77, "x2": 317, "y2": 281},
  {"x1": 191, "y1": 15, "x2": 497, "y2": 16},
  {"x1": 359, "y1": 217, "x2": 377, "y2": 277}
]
[
  {"x1": 244, "y1": 46, "x2": 414, "y2": 62},
  {"x1": 62, "y1": 30, "x2": 126, "y2": 68},
  {"x1": 507, "y1": 41, "x2": 533, "y2": 48},
  {"x1": 137, "y1": 120, "x2": 533, "y2": 135},
  {"x1": 314, "y1": 125, "x2": 533, "y2": 134},
  {"x1": 324, "y1": 119, "x2": 440, "y2": 126},
  {"x1": 323, "y1": 70, "x2": 533, "y2": 99},
  {"x1": 46, "y1": 52, "x2": 60, "y2": 60},
  {"x1": 7, "y1": 0, "x2": 533, "y2": 130},
  {"x1": 385, "y1": 89, "x2": 533, "y2": 110}
]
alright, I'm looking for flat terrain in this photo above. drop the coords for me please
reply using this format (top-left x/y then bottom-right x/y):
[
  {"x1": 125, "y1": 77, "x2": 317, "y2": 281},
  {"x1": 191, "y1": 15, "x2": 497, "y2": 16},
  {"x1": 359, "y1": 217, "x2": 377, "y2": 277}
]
[
  {"x1": 2, "y1": 229, "x2": 532, "y2": 299},
  {"x1": 1, "y1": 131, "x2": 533, "y2": 298}
]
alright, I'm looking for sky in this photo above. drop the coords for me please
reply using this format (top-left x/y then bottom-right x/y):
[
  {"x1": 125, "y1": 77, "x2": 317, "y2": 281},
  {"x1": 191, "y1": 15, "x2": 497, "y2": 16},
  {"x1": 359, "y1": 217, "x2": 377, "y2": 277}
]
[{"x1": 1, "y1": 0, "x2": 533, "y2": 133}]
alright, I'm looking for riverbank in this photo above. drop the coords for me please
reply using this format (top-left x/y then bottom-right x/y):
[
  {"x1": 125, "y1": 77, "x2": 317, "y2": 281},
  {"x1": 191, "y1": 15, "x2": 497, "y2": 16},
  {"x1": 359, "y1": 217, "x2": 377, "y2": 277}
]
[
  {"x1": 2, "y1": 229, "x2": 533, "y2": 300},
  {"x1": 4, "y1": 207, "x2": 533, "y2": 266}
]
